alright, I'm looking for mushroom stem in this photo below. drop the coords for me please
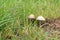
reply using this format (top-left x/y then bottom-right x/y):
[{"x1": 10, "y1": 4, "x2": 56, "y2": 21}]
[
  {"x1": 36, "y1": 16, "x2": 45, "y2": 27},
  {"x1": 28, "y1": 14, "x2": 35, "y2": 26}
]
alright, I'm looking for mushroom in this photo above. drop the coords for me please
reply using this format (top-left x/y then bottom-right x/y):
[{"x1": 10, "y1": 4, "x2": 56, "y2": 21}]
[
  {"x1": 36, "y1": 16, "x2": 46, "y2": 27},
  {"x1": 28, "y1": 14, "x2": 35, "y2": 26}
]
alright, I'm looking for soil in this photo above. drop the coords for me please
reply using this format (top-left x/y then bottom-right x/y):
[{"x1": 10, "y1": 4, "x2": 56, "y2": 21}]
[
  {"x1": 45, "y1": 17, "x2": 60, "y2": 31},
  {"x1": 42, "y1": 17, "x2": 60, "y2": 40}
]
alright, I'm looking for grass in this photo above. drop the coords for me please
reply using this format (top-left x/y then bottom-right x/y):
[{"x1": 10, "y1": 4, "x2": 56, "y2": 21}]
[{"x1": 0, "y1": 0, "x2": 60, "y2": 40}]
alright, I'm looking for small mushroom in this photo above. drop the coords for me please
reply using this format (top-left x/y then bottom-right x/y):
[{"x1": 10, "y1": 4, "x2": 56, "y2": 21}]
[
  {"x1": 36, "y1": 16, "x2": 45, "y2": 27},
  {"x1": 28, "y1": 14, "x2": 35, "y2": 26}
]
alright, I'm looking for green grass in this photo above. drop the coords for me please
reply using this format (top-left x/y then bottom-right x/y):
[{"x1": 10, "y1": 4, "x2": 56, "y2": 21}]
[{"x1": 0, "y1": 0, "x2": 60, "y2": 40}]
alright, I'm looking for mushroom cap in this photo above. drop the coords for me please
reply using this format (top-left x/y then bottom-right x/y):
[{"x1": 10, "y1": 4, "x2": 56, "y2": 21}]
[
  {"x1": 36, "y1": 16, "x2": 45, "y2": 21},
  {"x1": 28, "y1": 14, "x2": 35, "y2": 19}
]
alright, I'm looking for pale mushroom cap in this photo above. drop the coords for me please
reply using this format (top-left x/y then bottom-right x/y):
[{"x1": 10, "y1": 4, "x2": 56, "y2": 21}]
[
  {"x1": 28, "y1": 14, "x2": 35, "y2": 19},
  {"x1": 37, "y1": 16, "x2": 45, "y2": 21}
]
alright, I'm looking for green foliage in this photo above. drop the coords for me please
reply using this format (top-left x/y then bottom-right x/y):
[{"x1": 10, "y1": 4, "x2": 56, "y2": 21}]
[{"x1": 0, "y1": 0, "x2": 60, "y2": 40}]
